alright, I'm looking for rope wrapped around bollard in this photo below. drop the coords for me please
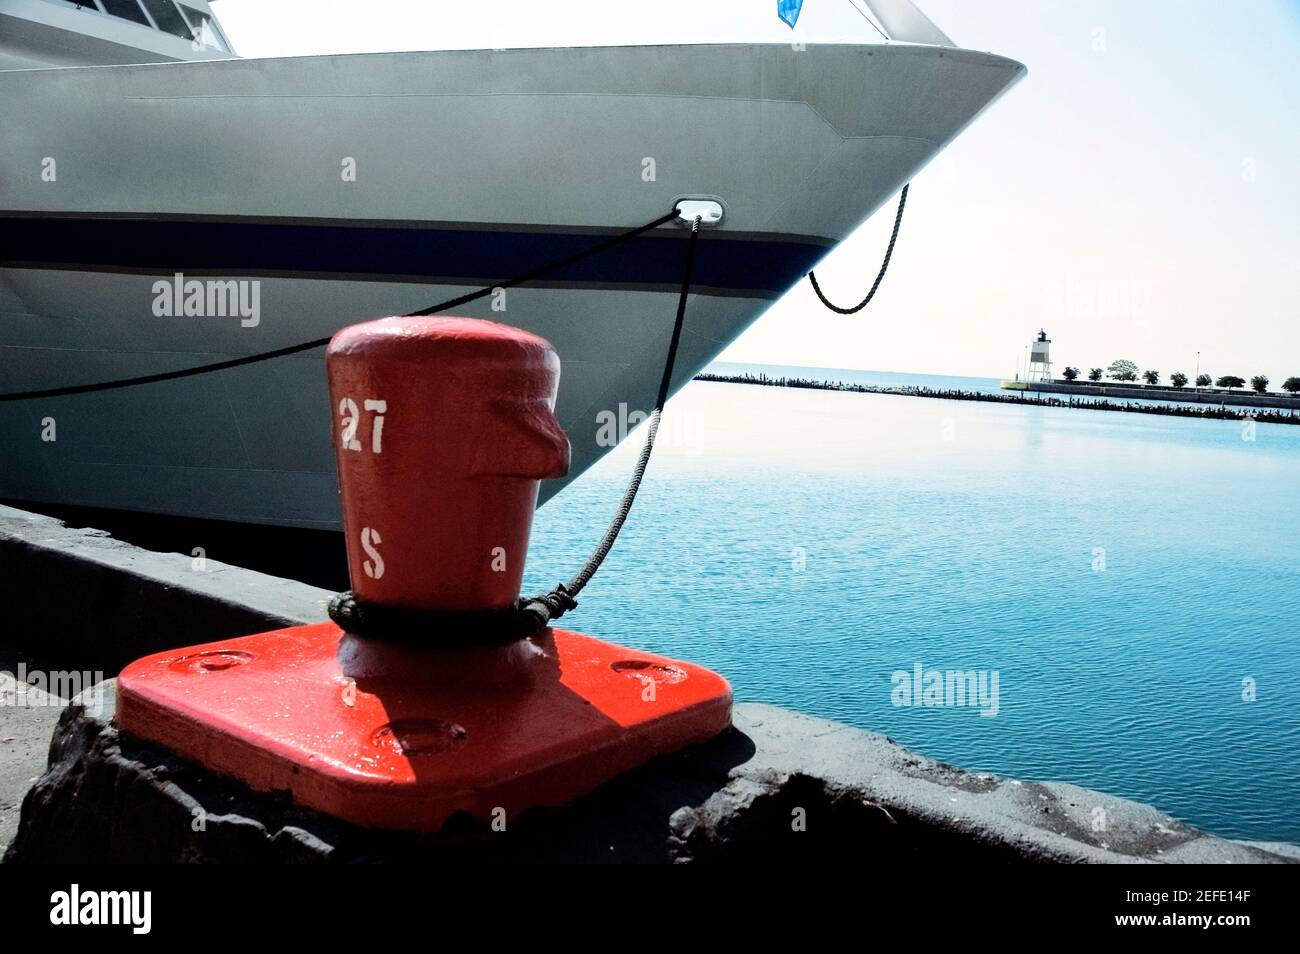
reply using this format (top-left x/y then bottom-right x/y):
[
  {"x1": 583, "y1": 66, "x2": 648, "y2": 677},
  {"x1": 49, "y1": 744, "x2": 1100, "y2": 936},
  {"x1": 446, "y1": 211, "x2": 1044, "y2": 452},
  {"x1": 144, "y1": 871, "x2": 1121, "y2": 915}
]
[{"x1": 325, "y1": 592, "x2": 549, "y2": 646}]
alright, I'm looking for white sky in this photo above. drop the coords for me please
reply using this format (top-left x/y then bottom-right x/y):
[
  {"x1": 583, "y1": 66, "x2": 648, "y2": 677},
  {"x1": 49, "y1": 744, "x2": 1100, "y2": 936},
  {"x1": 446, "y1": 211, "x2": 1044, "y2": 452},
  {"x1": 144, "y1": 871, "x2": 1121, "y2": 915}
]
[{"x1": 212, "y1": 0, "x2": 1300, "y2": 383}]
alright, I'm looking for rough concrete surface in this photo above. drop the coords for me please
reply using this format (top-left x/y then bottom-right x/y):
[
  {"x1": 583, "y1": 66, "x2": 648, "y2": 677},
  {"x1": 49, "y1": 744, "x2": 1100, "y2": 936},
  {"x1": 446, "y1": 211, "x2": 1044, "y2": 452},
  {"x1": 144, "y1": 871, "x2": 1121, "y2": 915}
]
[
  {"x1": 4, "y1": 687, "x2": 1296, "y2": 864},
  {"x1": 0, "y1": 673, "x2": 71, "y2": 851}
]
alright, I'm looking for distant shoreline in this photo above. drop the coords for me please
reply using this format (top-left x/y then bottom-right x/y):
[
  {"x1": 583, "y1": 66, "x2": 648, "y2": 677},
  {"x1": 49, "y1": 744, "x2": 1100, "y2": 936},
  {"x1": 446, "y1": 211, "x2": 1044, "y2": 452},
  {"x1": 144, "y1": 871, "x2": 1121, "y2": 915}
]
[{"x1": 693, "y1": 372, "x2": 1300, "y2": 427}]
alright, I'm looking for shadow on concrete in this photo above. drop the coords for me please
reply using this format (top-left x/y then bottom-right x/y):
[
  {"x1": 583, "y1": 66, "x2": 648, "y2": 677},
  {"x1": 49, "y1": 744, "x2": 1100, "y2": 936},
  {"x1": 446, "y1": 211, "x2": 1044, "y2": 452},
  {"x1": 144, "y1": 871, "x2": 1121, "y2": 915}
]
[{"x1": 3, "y1": 500, "x2": 348, "y2": 590}]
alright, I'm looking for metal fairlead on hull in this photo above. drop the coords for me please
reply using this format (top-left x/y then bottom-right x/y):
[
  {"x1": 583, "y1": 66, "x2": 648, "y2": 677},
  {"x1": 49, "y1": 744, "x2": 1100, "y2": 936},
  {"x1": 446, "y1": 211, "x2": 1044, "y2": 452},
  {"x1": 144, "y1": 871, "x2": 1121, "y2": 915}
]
[{"x1": 117, "y1": 316, "x2": 732, "y2": 832}]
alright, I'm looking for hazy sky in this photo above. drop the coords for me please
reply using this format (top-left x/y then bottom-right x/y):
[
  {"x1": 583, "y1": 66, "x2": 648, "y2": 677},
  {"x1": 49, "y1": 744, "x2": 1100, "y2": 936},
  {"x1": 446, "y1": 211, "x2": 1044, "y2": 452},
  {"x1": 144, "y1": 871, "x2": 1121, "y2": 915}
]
[{"x1": 212, "y1": 0, "x2": 1300, "y2": 382}]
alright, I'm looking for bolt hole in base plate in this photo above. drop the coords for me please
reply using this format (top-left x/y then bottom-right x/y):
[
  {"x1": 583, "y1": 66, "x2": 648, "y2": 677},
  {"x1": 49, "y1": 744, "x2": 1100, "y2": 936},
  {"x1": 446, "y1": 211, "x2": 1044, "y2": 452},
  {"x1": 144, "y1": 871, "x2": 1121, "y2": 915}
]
[
  {"x1": 611, "y1": 659, "x2": 688, "y2": 685},
  {"x1": 118, "y1": 623, "x2": 731, "y2": 831},
  {"x1": 372, "y1": 719, "x2": 468, "y2": 757},
  {"x1": 168, "y1": 650, "x2": 253, "y2": 674}
]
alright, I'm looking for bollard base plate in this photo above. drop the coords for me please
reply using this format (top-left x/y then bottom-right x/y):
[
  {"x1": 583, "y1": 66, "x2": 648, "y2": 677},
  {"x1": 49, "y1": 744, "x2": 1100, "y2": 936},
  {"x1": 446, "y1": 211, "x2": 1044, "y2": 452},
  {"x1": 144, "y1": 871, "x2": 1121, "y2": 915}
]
[{"x1": 116, "y1": 622, "x2": 732, "y2": 831}]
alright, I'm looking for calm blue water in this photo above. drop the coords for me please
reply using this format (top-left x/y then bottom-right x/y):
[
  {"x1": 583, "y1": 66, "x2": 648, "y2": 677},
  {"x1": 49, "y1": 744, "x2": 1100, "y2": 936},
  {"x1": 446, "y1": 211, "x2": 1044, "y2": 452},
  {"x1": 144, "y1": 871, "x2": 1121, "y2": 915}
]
[{"x1": 523, "y1": 364, "x2": 1300, "y2": 843}]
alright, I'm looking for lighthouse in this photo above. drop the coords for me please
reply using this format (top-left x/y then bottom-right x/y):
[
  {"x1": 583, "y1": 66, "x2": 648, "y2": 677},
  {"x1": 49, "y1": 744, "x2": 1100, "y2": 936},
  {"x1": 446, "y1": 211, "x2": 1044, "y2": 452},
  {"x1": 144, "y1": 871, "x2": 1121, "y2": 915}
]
[{"x1": 1027, "y1": 329, "x2": 1053, "y2": 383}]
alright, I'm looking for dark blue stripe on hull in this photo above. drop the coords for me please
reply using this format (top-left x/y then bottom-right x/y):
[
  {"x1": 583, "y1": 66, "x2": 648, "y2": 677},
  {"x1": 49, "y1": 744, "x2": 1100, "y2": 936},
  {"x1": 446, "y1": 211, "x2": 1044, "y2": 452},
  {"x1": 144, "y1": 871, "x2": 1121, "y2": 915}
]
[{"x1": 0, "y1": 216, "x2": 830, "y2": 297}]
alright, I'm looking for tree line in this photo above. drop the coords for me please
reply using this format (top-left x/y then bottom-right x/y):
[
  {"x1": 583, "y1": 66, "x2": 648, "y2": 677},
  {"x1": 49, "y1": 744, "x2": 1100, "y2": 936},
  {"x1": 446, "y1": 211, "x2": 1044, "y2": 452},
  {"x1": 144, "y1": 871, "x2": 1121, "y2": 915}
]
[{"x1": 1059, "y1": 359, "x2": 1299, "y2": 394}]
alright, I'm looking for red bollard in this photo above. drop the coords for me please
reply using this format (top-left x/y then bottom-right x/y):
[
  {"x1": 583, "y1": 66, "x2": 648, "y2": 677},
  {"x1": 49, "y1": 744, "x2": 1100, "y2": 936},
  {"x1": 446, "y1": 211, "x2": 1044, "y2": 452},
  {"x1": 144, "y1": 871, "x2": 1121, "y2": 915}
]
[
  {"x1": 117, "y1": 316, "x2": 732, "y2": 832},
  {"x1": 329, "y1": 317, "x2": 568, "y2": 614}
]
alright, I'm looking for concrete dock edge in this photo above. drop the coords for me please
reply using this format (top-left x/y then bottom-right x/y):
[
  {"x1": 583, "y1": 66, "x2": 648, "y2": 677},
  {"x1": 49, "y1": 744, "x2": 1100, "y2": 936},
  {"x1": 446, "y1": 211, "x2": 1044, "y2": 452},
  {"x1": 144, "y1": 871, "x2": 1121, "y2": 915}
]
[{"x1": 5, "y1": 690, "x2": 1298, "y2": 864}]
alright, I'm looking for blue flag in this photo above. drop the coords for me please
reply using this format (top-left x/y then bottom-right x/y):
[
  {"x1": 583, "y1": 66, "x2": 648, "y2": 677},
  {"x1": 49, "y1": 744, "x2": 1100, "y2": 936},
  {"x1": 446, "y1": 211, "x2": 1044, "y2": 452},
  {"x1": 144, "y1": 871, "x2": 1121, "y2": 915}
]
[{"x1": 778, "y1": 0, "x2": 804, "y2": 29}]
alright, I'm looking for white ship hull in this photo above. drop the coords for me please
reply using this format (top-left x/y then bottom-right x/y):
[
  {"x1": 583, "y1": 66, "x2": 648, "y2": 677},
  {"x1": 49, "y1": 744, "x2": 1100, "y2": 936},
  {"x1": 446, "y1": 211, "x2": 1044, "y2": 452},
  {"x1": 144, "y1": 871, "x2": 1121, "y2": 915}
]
[{"x1": 0, "y1": 42, "x2": 1024, "y2": 527}]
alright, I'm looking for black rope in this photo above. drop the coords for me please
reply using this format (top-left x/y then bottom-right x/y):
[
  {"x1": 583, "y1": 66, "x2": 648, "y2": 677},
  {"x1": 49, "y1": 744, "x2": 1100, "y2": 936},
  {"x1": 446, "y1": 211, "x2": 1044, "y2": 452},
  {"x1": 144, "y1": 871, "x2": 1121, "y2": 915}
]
[
  {"x1": 326, "y1": 595, "x2": 542, "y2": 648},
  {"x1": 336, "y1": 213, "x2": 705, "y2": 642},
  {"x1": 807, "y1": 184, "x2": 908, "y2": 315},
  {"x1": 334, "y1": 216, "x2": 702, "y2": 641},
  {"x1": 517, "y1": 214, "x2": 703, "y2": 632},
  {"x1": 336, "y1": 215, "x2": 704, "y2": 641},
  {"x1": 0, "y1": 210, "x2": 677, "y2": 403}
]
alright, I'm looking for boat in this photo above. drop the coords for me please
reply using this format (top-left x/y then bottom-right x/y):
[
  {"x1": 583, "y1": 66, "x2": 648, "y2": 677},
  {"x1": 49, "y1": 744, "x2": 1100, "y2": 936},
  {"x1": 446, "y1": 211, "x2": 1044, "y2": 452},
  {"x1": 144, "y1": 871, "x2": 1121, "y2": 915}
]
[{"x1": 0, "y1": 0, "x2": 1026, "y2": 528}]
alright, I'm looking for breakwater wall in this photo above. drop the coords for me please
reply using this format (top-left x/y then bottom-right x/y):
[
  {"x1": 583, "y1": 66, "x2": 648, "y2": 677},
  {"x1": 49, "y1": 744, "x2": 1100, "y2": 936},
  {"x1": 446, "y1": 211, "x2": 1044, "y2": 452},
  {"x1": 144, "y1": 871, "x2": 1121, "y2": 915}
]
[{"x1": 695, "y1": 373, "x2": 1300, "y2": 427}]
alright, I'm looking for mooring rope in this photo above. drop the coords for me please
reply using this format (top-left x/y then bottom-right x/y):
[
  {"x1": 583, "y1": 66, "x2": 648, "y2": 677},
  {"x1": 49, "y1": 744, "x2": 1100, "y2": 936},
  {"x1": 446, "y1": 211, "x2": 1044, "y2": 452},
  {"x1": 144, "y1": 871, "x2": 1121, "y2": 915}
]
[
  {"x1": 517, "y1": 214, "x2": 703, "y2": 631},
  {"x1": 333, "y1": 215, "x2": 705, "y2": 640},
  {"x1": 807, "y1": 183, "x2": 908, "y2": 314},
  {"x1": 0, "y1": 210, "x2": 677, "y2": 403}
]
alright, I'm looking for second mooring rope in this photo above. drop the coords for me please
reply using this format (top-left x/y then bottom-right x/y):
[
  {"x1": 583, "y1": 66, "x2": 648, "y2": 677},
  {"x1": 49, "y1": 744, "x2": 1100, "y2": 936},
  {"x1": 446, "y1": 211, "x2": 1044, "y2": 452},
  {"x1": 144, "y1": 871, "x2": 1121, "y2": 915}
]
[{"x1": 807, "y1": 183, "x2": 909, "y2": 315}]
